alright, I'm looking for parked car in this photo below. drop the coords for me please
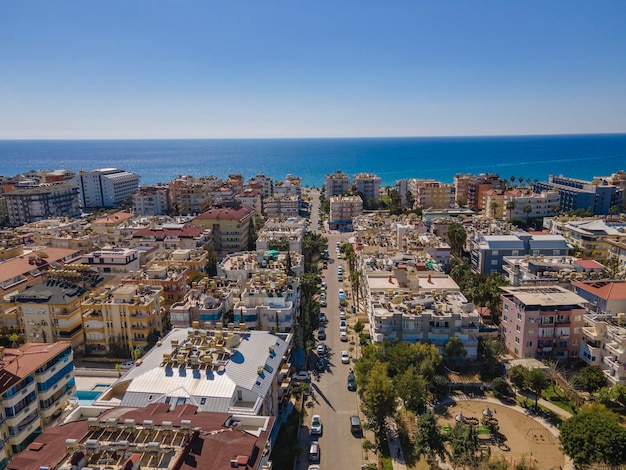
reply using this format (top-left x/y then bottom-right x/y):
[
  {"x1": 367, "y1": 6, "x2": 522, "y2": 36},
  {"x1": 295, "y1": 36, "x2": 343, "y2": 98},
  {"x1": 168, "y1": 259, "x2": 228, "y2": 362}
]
[
  {"x1": 319, "y1": 296, "x2": 327, "y2": 307},
  {"x1": 338, "y1": 288, "x2": 344, "y2": 296},
  {"x1": 119, "y1": 360, "x2": 135, "y2": 370},
  {"x1": 318, "y1": 328, "x2": 326, "y2": 340},
  {"x1": 341, "y1": 350, "x2": 350, "y2": 364},
  {"x1": 308, "y1": 466, "x2": 320, "y2": 470},
  {"x1": 340, "y1": 320, "x2": 347, "y2": 332},
  {"x1": 309, "y1": 441, "x2": 320, "y2": 462},
  {"x1": 316, "y1": 343, "x2": 327, "y2": 356},
  {"x1": 311, "y1": 414, "x2": 323, "y2": 435},
  {"x1": 350, "y1": 415, "x2": 362, "y2": 435},
  {"x1": 347, "y1": 371, "x2": 356, "y2": 391},
  {"x1": 292, "y1": 371, "x2": 311, "y2": 382},
  {"x1": 339, "y1": 309, "x2": 346, "y2": 320},
  {"x1": 315, "y1": 357, "x2": 326, "y2": 372},
  {"x1": 319, "y1": 312, "x2": 327, "y2": 324},
  {"x1": 340, "y1": 331, "x2": 348, "y2": 342}
]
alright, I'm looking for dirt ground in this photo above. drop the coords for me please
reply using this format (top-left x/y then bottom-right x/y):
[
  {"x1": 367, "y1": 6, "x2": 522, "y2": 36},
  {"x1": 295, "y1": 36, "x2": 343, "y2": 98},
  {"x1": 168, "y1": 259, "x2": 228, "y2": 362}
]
[{"x1": 436, "y1": 400, "x2": 565, "y2": 470}]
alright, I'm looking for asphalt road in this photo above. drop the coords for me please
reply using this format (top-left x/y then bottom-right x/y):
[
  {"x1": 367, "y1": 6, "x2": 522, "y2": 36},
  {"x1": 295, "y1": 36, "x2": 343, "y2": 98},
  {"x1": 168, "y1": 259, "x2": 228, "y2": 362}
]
[{"x1": 298, "y1": 191, "x2": 364, "y2": 469}]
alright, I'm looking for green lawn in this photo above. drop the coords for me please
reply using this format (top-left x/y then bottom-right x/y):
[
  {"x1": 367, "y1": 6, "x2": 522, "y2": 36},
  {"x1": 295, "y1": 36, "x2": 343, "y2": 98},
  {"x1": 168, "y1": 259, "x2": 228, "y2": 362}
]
[{"x1": 542, "y1": 385, "x2": 577, "y2": 415}]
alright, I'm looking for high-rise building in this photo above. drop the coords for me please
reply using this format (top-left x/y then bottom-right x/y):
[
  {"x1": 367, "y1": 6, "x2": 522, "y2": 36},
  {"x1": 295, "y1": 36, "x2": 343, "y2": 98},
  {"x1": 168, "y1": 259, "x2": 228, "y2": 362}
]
[
  {"x1": 353, "y1": 173, "x2": 381, "y2": 202},
  {"x1": 324, "y1": 170, "x2": 350, "y2": 197},
  {"x1": 4, "y1": 183, "x2": 80, "y2": 226},
  {"x1": 78, "y1": 168, "x2": 140, "y2": 208}
]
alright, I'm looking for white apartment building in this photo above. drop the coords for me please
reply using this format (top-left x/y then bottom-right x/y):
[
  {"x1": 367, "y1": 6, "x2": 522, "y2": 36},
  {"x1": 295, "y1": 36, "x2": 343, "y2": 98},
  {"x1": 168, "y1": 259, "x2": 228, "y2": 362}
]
[
  {"x1": 581, "y1": 313, "x2": 626, "y2": 385},
  {"x1": 80, "y1": 247, "x2": 142, "y2": 274},
  {"x1": 248, "y1": 174, "x2": 274, "y2": 198},
  {"x1": 263, "y1": 195, "x2": 300, "y2": 220},
  {"x1": 354, "y1": 173, "x2": 381, "y2": 202},
  {"x1": 325, "y1": 170, "x2": 351, "y2": 197},
  {"x1": 256, "y1": 218, "x2": 306, "y2": 254},
  {"x1": 78, "y1": 168, "x2": 140, "y2": 208},
  {"x1": 503, "y1": 191, "x2": 561, "y2": 220},
  {"x1": 409, "y1": 179, "x2": 455, "y2": 209},
  {"x1": 4, "y1": 183, "x2": 81, "y2": 227},
  {"x1": 328, "y1": 195, "x2": 363, "y2": 232},
  {"x1": 132, "y1": 186, "x2": 168, "y2": 216}
]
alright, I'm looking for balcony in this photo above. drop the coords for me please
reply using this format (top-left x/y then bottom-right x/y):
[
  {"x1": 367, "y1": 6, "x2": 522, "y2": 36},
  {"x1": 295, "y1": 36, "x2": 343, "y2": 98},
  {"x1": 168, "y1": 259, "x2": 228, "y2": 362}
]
[
  {"x1": 582, "y1": 326, "x2": 602, "y2": 341},
  {"x1": 606, "y1": 341, "x2": 626, "y2": 357}
]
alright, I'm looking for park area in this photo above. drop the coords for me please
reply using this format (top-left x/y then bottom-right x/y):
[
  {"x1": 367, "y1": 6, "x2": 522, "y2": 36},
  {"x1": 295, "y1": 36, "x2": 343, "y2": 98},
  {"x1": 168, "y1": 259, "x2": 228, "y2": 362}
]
[{"x1": 435, "y1": 400, "x2": 566, "y2": 470}]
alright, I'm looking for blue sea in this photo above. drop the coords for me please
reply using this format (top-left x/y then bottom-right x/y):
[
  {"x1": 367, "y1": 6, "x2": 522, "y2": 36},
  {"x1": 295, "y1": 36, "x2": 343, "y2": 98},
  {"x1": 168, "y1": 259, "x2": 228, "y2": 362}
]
[{"x1": 0, "y1": 134, "x2": 624, "y2": 187}]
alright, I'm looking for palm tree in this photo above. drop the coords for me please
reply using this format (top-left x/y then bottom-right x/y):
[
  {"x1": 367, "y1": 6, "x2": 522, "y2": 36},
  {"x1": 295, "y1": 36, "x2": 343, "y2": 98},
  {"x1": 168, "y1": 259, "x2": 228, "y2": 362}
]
[
  {"x1": 506, "y1": 200, "x2": 516, "y2": 220},
  {"x1": 489, "y1": 201, "x2": 499, "y2": 220},
  {"x1": 510, "y1": 175, "x2": 516, "y2": 187},
  {"x1": 523, "y1": 204, "x2": 532, "y2": 221},
  {"x1": 518, "y1": 176, "x2": 524, "y2": 186},
  {"x1": 350, "y1": 269, "x2": 364, "y2": 314}
]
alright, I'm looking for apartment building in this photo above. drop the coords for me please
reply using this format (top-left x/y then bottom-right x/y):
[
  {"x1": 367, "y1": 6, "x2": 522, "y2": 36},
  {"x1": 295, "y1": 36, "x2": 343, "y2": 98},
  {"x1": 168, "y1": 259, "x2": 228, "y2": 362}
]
[
  {"x1": 169, "y1": 283, "x2": 234, "y2": 328},
  {"x1": 409, "y1": 179, "x2": 455, "y2": 210},
  {"x1": 256, "y1": 218, "x2": 306, "y2": 254},
  {"x1": 129, "y1": 223, "x2": 212, "y2": 252},
  {"x1": 147, "y1": 248, "x2": 208, "y2": 277},
  {"x1": 89, "y1": 211, "x2": 134, "y2": 244},
  {"x1": 248, "y1": 173, "x2": 274, "y2": 198},
  {"x1": 7, "y1": 277, "x2": 98, "y2": 348},
  {"x1": 132, "y1": 185, "x2": 169, "y2": 216},
  {"x1": 580, "y1": 313, "x2": 626, "y2": 386},
  {"x1": 0, "y1": 342, "x2": 75, "y2": 462},
  {"x1": 468, "y1": 230, "x2": 570, "y2": 275},
  {"x1": 328, "y1": 195, "x2": 363, "y2": 232},
  {"x1": 81, "y1": 283, "x2": 163, "y2": 355},
  {"x1": 607, "y1": 239, "x2": 626, "y2": 277},
  {"x1": 572, "y1": 281, "x2": 626, "y2": 316},
  {"x1": 209, "y1": 185, "x2": 237, "y2": 206},
  {"x1": 325, "y1": 170, "x2": 351, "y2": 197},
  {"x1": 365, "y1": 270, "x2": 479, "y2": 359},
  {"x1": 122, "y1": 264, "x2": 189, "y2": 315},
  {"x1": 500, "y1": 286, "x2": 586, "y2": 360},
  {"x1": 77, "y1": 168, "x2": 140, "y2": 208},
  {"x1": 236, "y1": 187, "x2": 263, "y2": 217},
  {"x1": 4, "y1": 183, "x2": 80, "y2": 227},
  {"x1": 545, "y1": 217, "x2": 626, "y2": 261},
  {"x1": 535, "y1": 174, "x2": 623, "y2": 215},
  {"x1": 192, "y1": 205, "x2": 256, "y2": 257},
  {"x1": 80, "y1": 247, "x2": 142, "y2": 275},
  {"x1": 8, "y1": 402, "x2": 275, "y2": 470},
  {"x1": 502, "y1": 255, "x2": 603, "y2": 287},
  {"x1": 263, "y1": 195, "x2": 300, "y2": 220},
  {"x1": 94, "y1": 327, "x2": 292, "y2": 419},
  {"x1": 462, "y1": 174, "x2": 506, "y2": 211},
  {"x1": 354, "y1": 173, "x2": 381, "y2": 202},
  {"x1": 273, "y1": 175, "x2": 302, "y2": 198},
  {"x1": 228, "y1": 253, "x2": 302, "y2": 333}
]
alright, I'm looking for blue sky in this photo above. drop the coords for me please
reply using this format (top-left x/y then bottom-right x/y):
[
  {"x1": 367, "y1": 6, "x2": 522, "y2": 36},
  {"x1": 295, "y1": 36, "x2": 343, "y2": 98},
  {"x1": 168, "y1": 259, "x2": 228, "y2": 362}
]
[{"x1": 1, "y1": 1, "x2": 625, "y2": 139}]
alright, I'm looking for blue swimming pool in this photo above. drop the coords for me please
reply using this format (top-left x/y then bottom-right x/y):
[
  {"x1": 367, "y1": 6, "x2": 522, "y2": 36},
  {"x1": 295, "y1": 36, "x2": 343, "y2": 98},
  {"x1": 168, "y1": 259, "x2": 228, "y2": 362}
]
[{"x1": 72, "y1": 390, "x2": 103, "y2": 406}]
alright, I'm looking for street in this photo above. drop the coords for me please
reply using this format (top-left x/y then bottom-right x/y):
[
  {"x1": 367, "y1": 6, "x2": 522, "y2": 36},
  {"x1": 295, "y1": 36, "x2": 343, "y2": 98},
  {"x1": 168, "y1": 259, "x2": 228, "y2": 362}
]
[{"x1": 297, "y1": 190, "x2": 365, "y2": 469}]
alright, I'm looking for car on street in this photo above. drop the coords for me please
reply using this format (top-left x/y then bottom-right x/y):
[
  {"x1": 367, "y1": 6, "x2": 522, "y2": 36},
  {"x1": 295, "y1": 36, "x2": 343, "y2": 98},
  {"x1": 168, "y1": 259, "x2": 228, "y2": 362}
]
[
  {"x1": 319, "y1": 296, "x2": 327, "y2": 307},
  {"x1": 311, "y1": 414, "x2": 323, "y2": 435},
  {"x1": 338, "y1": 288, "x2": 344, "y2": 295},
  {"x1": 309, "y1": 441, "x2": 320, "y2": 462},
  {"x1": 315, "y1": 357, "x2": 326, "y2": 372},
  {"x1": 119, "y1": 360, "x2": 135, "y2": 370},
  {"x1": 317, "y1": 328, "x2": 326, "y2": 340},
  {"x1": 316, "y1": 343, "x2": 327, "y2": 356},
  {"x1": 319, "y1": 312, "x2": 327, "y2": 324},
  {"x1": 340, "y1": 331, "x2": 348, "y2": 342},
  {"x1": 347, "y1": 371, "x2": 357, "y2": 391},
  {"x1": 339, "y1": 309, "x2": 346, "y2": 320},
  {"x1": 339, "y1": 320, "x2": 347, "y2": 332},
  {"x1": 292, "y1": 371, "x2": 311, "y2": 382},
  {"x1": 341, "y1": 350, "x2": 350, "y2": 364},
  {"x1": 350, "y1": 415, "x2": 362, "y2": 436}
]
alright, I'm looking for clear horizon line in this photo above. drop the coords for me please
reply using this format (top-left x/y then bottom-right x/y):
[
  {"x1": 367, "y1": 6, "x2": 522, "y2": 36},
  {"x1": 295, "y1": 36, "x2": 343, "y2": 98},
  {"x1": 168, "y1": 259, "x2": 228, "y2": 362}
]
[{"x1": 1, "y1": 131, "x2": 626, "y2": 142}]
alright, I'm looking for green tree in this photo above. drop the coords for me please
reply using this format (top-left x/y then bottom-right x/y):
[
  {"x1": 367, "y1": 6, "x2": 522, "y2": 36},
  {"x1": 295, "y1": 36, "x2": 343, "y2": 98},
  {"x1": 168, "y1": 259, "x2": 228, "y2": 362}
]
[
  {"x1": 446, "y1": 222, "x2": 467, "y2": 258},
  {"x1": 524, "y1": 368, "x2": 548, "y2": 408},
  {"x1": 444, "y1": 337, "x2": 467, "y2": 370},
  {"x1": 523, "y1": 204, "x2": 532, "y2": 221},
  {"x1": 491, "y1": 377, "x2": 509, "y2": 398},
  {"x1": 576, "y1": 365, "x2": 608, "y2": 393},
  {"x1": 268, "y1": 238, "x2": 290, "y2": 252},
  {"x1": 559, "y1": 403, "x2": 626, "y2": 468},
  {"x1": 360, "y1": 362, "x2": 397, "y2": 440},
  {"x1": 414, "y1": 411, "x2": 447, "y2": 463},
  {"x1": 394, "y1": 365, "x2": 428, "y2": 413},
  {"x1": 448, "y1": 422, "x2": 480, "y2": 469},
  {"x1": 477, "y1": 336, "x2": 505, "y2": 380},
  {"x1": 603, "y1": 255, "x2": 624, "y2": 279},
  {"x1": 611, "y1": 384, "x2": 626, "y2": 407},
  {"x1": 405, "y1": 190, "x2": 415, "y2": 209},
  {"x1": 489, "y1": 201, "x2": 499, "y2": 219},
  {"x1": 505, "y1": 200, "x2": 516, "y2": 220},
  {"x1": 508, "y1": 365, "x2": 526, "y2": 390}
]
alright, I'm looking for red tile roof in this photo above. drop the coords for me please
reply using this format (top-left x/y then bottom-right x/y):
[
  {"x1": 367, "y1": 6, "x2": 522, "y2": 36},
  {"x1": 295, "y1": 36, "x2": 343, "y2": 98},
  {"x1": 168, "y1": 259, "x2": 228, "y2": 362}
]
[
  {"x1": 574, "y1": 259, "x2": 605, "y2": 270},
  {"x1": 573, "y1": 281, "x2": 626, "y2": 300},
  {"x1": 0, "y1": 342, "x2": 72, "y2": 394},
  {"x1": 132, "y1": 225, "x2": 205, "y2": 239},
  {"x1": 195, "y1": 205, "x2": 255, "y2": 222},
  {"x1": 0, "y1": 247, "x2": 82, "y2": 289}
]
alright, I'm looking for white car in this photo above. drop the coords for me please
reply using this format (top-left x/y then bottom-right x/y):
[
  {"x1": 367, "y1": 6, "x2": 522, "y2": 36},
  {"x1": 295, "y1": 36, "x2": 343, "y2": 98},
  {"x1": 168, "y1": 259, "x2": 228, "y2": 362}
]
[
  {"x1": 119, "y1": 360, "x2": 135, "y2": 370},
  {"x1": 340, "y1": 320, "x2": 347, "y2": 332},
  {"x1": 316, "y1": 343, "x2": 327, "y2": 356},
  {"x1": 341, "y1": 351, "x2": 350, "y2": 364},
  {"x1": 292, "y1": 371, "x2": 311, "y2": 382},
  {"x1": 339, "y1": 310, "x2": 346, "y2": 320},
  {"x1": 340, "y1": 331, "x2": 348, "y2": 342},
  {"x1": 311, "y1": 414, "x2": 322, "y2": 435},
  {"x1": 338, "y1": 288, "x2": 345, "y2": 296}
]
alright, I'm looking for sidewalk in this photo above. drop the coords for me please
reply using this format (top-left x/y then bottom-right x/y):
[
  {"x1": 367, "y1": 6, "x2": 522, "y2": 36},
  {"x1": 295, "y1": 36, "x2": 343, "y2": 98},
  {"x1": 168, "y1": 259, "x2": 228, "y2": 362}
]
[{"x1": 386, "y1": 417, "x2": 407, "y2": 470}]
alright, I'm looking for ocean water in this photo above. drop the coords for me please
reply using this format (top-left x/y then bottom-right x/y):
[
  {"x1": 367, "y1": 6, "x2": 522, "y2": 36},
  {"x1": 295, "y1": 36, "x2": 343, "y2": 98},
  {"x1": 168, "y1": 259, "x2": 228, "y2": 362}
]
[{"x1": 0, "y1": 134, "x2": 624, "y2": 187}]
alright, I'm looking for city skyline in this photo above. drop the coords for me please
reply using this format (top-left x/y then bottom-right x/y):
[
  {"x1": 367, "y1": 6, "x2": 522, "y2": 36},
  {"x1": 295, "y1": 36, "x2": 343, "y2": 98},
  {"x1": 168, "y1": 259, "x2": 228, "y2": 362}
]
[{"x1": 2, "y1": 1, "x2": 625, "y2": 139}]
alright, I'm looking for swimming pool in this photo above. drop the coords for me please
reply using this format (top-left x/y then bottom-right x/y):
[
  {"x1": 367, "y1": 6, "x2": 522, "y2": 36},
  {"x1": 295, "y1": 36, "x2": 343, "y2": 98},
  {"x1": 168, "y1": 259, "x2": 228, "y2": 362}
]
[{"x1": 72, "y1": 390, "x2": 103, "y2": 406}]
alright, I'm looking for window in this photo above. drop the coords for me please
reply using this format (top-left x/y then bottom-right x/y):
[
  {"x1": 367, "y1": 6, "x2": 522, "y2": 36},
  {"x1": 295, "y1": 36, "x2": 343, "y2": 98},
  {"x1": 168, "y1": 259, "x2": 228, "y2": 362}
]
[
  {"x1": 517, "y1": 313, "x2": 522, "y2": 320},
  {"x1": 515, "y1": 337, "x2": 520, "y2": 344},
  {"x1": 516, "y1": 325, "x2": 521, "y2": 332},
  {"x1": 491, "y1": 260, "x2": 498, "y2": 265},
  {"x1": 574, "y1": 327, "x2": 581, "y2": 334},
  {"x1": 504, "y1": 304, "x2": 509, "y2": 311},
  {"x1": 574, "y1": 315, "x2": 582, "y2": 321},
  {"x1": 492, "y1": 250, "x2": 499, "y2": 255},
  {"x1": 526, "y1": 341, "x2": 533, "y2": 347},
  {"x1": 528, "y1": 329, "x2": 534, "y2": 335}
]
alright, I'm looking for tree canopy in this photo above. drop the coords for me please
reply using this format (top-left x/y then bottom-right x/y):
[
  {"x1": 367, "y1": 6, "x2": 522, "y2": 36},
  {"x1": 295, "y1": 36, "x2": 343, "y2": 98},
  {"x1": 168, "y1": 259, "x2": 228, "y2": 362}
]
[{"x1": 559, "y1": 404, "x2": 626, "y2": 468}]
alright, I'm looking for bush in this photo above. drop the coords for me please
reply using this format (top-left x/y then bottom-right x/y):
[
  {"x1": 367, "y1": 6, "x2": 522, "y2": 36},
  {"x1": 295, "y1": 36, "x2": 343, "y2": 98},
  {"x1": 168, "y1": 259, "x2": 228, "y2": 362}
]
[{"x1": 491, "y1": 377, "x2": 510, "y2": 398}]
